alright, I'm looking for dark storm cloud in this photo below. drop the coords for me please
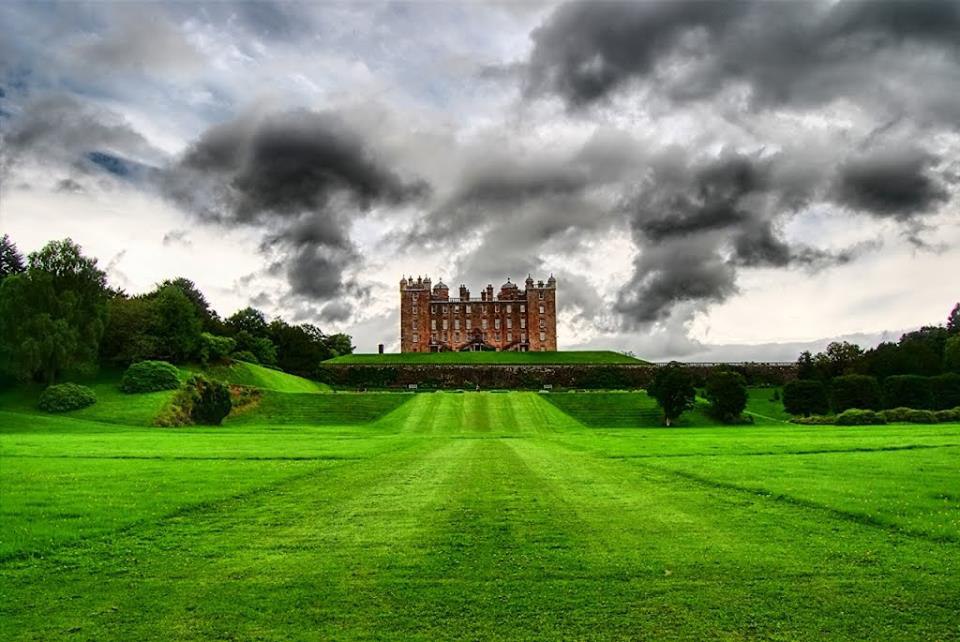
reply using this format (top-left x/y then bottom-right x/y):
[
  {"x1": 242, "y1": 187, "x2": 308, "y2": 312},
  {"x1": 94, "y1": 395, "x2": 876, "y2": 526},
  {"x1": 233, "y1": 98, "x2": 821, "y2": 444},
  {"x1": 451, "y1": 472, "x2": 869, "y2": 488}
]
[
  {"x1": 167, "y1": 109, "x2": 427, "y2": 303},
  {"x1": 525, "y1": 0, "x2": 960, "y2": 119},
  {"x1": 833, "y1": 147, "x2": 948, "y2": 220},
  {"x1": 615, "y1": 149, "x2": 873, "y2": 325}
]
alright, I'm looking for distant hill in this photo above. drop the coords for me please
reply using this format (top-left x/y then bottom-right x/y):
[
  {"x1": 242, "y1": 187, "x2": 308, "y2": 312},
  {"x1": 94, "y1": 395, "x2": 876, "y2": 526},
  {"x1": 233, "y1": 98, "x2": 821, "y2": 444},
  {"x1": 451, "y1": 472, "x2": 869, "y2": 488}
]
[{"x1": 323, "y1": 351, "x2": 648, "y2": 365}]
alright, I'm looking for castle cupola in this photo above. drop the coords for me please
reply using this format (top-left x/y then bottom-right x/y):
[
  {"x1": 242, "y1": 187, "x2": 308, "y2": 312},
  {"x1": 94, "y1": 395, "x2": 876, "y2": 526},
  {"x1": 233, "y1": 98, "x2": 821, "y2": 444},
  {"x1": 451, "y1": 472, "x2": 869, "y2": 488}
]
[
  {"x1": 547, "y1": 274, "x2": 556, "y2": 287},
  {"x1": 433, "y1": 280, "x2": 449, "y2": 300},
  {"x1": 525, "y1": 274, "x2": 535, "y2": 288}
]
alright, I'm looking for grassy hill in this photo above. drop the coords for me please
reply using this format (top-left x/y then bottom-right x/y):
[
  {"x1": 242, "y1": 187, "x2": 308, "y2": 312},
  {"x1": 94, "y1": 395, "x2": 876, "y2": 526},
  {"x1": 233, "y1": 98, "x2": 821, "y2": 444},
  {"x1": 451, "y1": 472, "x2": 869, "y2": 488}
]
[
  {"x1": 200, "y1": 360, "x2": 329, "y2": 393},
  {"x1": 324, "y1": 350, "x2": 647, "y2": 365}
]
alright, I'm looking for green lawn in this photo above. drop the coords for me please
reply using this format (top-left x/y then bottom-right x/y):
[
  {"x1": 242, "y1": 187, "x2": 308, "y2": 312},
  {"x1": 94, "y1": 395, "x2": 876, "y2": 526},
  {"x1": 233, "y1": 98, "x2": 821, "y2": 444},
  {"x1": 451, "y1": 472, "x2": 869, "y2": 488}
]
[
  {"x1": 323, "y1": 350, "x2": 647, "y2": 365},
  {"x1": 1, "y1": 390, "x2": 958, "y2": 640}
]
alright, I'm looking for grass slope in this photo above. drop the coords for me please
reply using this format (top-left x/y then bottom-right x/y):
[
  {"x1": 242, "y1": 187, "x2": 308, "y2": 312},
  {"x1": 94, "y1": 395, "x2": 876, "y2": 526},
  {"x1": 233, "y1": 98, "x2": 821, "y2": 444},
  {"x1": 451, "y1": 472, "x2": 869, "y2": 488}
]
[
  {"x1": 323, "y1": 350, "x2": 646, "y2": 365},
  {"x1": 1, "y1": 391, "x2": 959, "y2": 639},
  {"x1": 200, "y1": 360, "x2": 330, "y2": 393}
]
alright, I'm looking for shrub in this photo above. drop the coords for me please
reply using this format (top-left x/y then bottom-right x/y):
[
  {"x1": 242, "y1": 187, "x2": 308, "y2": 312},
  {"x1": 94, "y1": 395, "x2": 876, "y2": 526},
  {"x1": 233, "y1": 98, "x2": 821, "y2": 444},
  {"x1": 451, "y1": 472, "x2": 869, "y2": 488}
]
[
  {"x1": 153, "y1": 375, "x2": 232, "y2": 426},
  {"x1": 835, "y1": 408, "x2": 886, "y2": 425},
  {"x1": 199, "y1": 333, "x2": 236, "y2": 366},
  {"x1": 705, "y1": 371, "x2": 748, "y2": 422},
  {"x1": 904, "y1": 409, "x2": 937, "y2": 424},
  {"x1": 189, "y1": 375, "x2": 232, "y2": 425},
  {"x1": 882, "y1": 375, "x2": 933, "y2": 409},
  {"x1": 790, "y1": 414, "x2": 835, "y2": 425},
  {"x1": 934, "y1": 408, "x2": 960, "y2": 423},
  {"x1": 930, "y1": 373, "x2": 960, "y2": 410},
  {"x1": 831, "y1": 375, "x2": 881, "y2": 413},
  {"x1": 783, "y1": 380, "x2": 829, "y2": 416},
  {"x1": 38, "y1": 383, "x2": 96, "y2": 413},
  {"x1": 232, "y1": 350, "x2": 259, "y2": 364},
  {"x1": 881, "y1": 406, "x2": 914, "y2": 423},
  {"x1": 121, "y1": 360, "x2": 180, "y2": 393}
]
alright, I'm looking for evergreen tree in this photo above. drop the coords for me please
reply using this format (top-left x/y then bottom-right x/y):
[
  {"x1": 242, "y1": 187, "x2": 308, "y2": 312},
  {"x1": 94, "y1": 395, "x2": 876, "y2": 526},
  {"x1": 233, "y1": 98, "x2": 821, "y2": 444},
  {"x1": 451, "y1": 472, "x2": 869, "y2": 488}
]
[{"x1": 0, "y1": 234, "x2": 25, "y2": 280}]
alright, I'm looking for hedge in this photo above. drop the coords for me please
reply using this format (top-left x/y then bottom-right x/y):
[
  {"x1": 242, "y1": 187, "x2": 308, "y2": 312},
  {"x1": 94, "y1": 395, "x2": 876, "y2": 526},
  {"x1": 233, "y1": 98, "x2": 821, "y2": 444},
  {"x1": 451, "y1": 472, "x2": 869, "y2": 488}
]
[
  {"x1": 835, "y1": 409, "x2": 886, "y2": 425},
  {"x1": 783, "y1": 379, "x2": 829, "y2": 416},
  {"x1": 882, "y1": 375, "x2": 933, "y2": 409},
  {"x1": 121, "y1": 360, "x2": 181, "y2": 393},
  {"x1": 831, "y1": 375, "x2": 881, "y2": 413},
  {"x1": 931, "y1": 373, "x2": 960, "y2": 410},
  {"x1": 38, "y1": 383, "x2": 97, "y2": 413}
]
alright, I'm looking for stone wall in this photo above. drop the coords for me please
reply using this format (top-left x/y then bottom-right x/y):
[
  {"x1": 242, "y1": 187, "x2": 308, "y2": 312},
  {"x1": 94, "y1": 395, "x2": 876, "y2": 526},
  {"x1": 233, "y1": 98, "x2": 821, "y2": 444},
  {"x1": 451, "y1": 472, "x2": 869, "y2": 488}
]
[{"x1": 318, "y1": 362, "x2": 798, "y2": 390}]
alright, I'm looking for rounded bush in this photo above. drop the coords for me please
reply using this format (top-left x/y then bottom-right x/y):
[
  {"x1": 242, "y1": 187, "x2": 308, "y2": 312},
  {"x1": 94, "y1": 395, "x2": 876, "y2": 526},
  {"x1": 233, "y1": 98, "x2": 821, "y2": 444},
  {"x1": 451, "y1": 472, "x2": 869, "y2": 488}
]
[
  {"x1": 881, "y1": 407, "x2": 914, "y2": 423},
  {"x1": 121, "y1": 360, "x2": 181, "y2": 393},
  {"x1": 904, "y1": 409, "x2": 937, "y2": 424},
  {"x1": 934, "y1": 408, "x2": 960, "y2": 423},
  {"x1": 835, "y1": 408, "x2": 886, "y2": 425},
  {"x1": 38, "y1": 383, "x2": 96, "y2": 413}
]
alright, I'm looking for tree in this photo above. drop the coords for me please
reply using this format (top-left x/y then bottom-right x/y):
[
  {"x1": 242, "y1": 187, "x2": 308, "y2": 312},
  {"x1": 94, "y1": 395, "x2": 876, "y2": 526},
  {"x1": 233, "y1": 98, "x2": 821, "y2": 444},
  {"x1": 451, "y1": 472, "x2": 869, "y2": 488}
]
[
  {"x1": 158, "y1": 277, "x2": 220, "y2": 331},
  {"x1": 948, "y1": 303, "x2": 960, "y2": 334},
  {"x1": 0, "y1": 235, "x2": 25, "y2": 280},
  {"x1": 831, "y1": 374, "x2": 881, "y2": 413},
  {"x1": 705, "y1": 371, "x2": 748, "y2": 422},
  {"x1": 323, "y1": 333, "x2": 355, "y2": 359},
  {"x1": 796, "y1": 351, "x2": 816, "y2": 380},
  {"x1": 783, "y1": 380, "x2": 829, "y2": 416},
  {"x1": 269, "y1": 320, "x2": 326, "y2": 377},
  {"x1": 150, "y1": 284, "x2": 203, "y2": 363},
  {"x1": 100, "y1": 295, "x2": 160, "y2": 365},
  {"x1": 930, "y1": 373, "x2": 960, "y2": 410},
  {"x1": 813, "y1": 341, "x2": 864, "y2": 380},
  {"x1": 647, "y1": 362, "x2": 696, "y2": 426},
  {"x1": 945, "y1": 335, "x2": 960, "y2": 373},
  {"x1": 0, "y1": 239, "x2": 108, "y2": 383},
  {"x1": 227, "y1": 307, "x2": 269, "y2": 336}
]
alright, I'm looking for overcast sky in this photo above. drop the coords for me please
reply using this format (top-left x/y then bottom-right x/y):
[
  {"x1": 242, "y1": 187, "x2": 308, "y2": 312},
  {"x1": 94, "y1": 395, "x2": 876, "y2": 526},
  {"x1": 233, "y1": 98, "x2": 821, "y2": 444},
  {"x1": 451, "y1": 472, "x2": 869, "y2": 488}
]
[{"x1": 1, "y1": 1, "x2": 957, "y2": 358}]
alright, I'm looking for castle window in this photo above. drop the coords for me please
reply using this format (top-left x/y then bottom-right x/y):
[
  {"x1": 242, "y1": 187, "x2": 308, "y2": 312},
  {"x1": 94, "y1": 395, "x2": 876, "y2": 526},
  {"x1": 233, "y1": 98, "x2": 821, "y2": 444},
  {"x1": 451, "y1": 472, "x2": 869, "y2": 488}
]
[
  {"x1": 413, "y1": 334, "x2": 419, "y2": 343},
  {"x1": 540, "y1": 331, "x2": 546, "y2": 341},
  {"x1": 483, "y1": 305, "x2": 487, "y2": 314},
  {"x1": 539, "y1": 318, "x2": 545, "y2": 328},
  {"x1": 466, "y1": 319, "x2": 472, "y2": 330},
  {"x1": 507, "y1": 318, "x2": 512, "y2": 329},
  {"x1": 496, "y1": 332, "x2": 501, "y2": 340},
  {"x1": 431, "y1": 305, "x2": 436, "y2": 314},
  {"x1": 454, "y1": 319, "x2": 460, "y2": 330},
  {"x1": 507, "y1": 331, "x2": 512, "y2": 342},
  {"x1": 443, "y1": 319, "x2": 448, "y2": 330},
  {"x1": 465, "y1": 304, "x2": 471, "y2": 314},
  {"x1": 455, "y1": 332, "x2": 460, "y2": 341},
  {"x1": 495, "y1": 304, "x2": 500, "y2": 313},
  {"x1": 520, "y1": 304, "x2": 525, "y2": 313},
  {"x1": 454, "y1": 305, "x2": 459, "y2": 313},
  {"x1": 482, "y1": 319, "x2": 488, "y2": 330},
  {"x1": 431, "y1": 333, "x2": 437, "y2": 342},
  {"x1": 539, "y1": 290, "x2": 544, "y2": 299},
  {"x1": 431, "y1": 320, "x2": 436, "y2": 330},
  {"x1": 539, "y1": 304, "x2": 545, "y2": 314},
  {"x1": 506, "y1": 304, "x2": 512, "y2": 314},
  {"x1": 520, "y1": 318, "x2": 525, "y2": 329},
  {"x1": 444, "y1": 306, "x2": 449, "y2": 315},
  {"x1": 495, "y1": 319, "x2": 500, "y2": 330}
]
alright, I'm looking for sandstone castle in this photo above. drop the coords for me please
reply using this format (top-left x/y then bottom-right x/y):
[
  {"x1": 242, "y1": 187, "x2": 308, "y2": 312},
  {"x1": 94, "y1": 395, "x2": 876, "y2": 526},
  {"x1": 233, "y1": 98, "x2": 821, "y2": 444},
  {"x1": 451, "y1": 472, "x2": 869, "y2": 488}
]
[{"x1": 400, "y1": 275, "x2": 557, "y2": 352}]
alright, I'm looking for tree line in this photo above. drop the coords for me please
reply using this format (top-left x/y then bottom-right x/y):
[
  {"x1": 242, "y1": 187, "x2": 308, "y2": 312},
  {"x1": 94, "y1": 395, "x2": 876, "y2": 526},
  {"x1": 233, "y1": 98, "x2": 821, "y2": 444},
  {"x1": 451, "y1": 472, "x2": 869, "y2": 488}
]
[
  {"x1": 784, "y1": 304, "x2": 960, "y2": 417},
  {"x1": 0, "y1": 235, "x2": 354, "y2": 385}
]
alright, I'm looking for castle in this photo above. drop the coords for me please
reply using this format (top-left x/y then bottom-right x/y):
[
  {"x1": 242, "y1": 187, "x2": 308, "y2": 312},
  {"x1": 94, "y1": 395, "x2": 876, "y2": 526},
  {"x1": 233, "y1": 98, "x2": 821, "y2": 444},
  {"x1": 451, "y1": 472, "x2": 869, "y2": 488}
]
[{"x1": 400, "y1": 275, "x2": 557, "y2": 352}]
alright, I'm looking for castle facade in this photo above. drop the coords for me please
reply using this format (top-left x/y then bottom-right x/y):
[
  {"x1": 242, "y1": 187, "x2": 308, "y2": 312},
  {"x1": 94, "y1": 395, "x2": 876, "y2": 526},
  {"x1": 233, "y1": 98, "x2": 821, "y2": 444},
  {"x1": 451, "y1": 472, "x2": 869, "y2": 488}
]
[{"x1": 400, "y1": 275, "x2": 557, "y2": 352}]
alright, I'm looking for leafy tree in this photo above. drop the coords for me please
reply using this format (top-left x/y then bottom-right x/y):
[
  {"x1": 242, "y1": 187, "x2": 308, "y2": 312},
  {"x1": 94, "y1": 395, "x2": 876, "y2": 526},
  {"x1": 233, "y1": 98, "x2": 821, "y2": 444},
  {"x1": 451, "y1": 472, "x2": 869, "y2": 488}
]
[
  {"x1": 324, "y1": 333, "x2": 355, "y2": 359},
  {"x1": 227, "y1": 307, "x2": 269, "y2": 336},
  {"x1": 269, "y1": 320, "x2": 326, "y2": 377},
  {"x1": 831, "y1": 374, "x2": 881, "y2": 413},
  {"x1": 158, "y1": 277, "x2": 221, "y2": 331},
  {"x1": 948, "y1": 303, "x2": 960, "y2": 334},
  {"x1": 705, "y1": 371, "x2": 748, "y2": 422},
  {"x1": 882, "y1": 375, "x2": 933, "y2": 410},
  {"x1": 783, "y1": 380, "x2": 829, "y2": 417},
  {"x1": 0, "y1": 239, "x2": 108, "y2": 383},
  {"x1": 813, "y1": 341, "x2": 864, "y2": 379},
  {"x1": 233, "y1": 330, "x2": 277, "y2": 365},
  {"x1": 796, "y1": 351, "x2": 816, "y2": 380},
  {"x1": 647, "y1": 362, "x2": 696, "y2": 426},
  {"x1": 896, "y1": 326, "x2": 948, "y2": 376},
  {"x1": 150, "y1": 284, "x2": 203, "y2": 363},
  {"x1": 100, "y1": 296, "x2": 160, "y2": 365},
  {"x1": 199, "y1": 333, "x2": 236, "y2": 365},
  {"x1": 0, "y1": 234, "x2": 25, "y2": 280},
  {"x1": 945, "y1": 335, "x2": 960, "y2": 373}
]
